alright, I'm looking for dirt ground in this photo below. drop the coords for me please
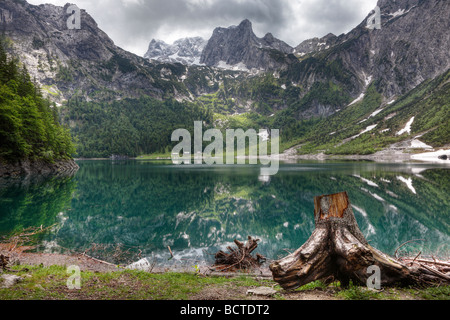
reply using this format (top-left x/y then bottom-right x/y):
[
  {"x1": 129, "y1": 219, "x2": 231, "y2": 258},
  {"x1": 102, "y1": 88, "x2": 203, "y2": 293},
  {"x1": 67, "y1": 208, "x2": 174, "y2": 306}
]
[{"x1": 196, "y1": 285, "x2": 338, "y2": 300}]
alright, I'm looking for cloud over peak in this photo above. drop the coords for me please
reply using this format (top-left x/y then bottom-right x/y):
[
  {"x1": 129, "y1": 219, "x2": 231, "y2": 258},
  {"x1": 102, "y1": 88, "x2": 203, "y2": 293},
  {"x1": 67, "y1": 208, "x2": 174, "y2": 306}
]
[{"x1": 28, "y1": 0, "x2": 378, "y2": 56}]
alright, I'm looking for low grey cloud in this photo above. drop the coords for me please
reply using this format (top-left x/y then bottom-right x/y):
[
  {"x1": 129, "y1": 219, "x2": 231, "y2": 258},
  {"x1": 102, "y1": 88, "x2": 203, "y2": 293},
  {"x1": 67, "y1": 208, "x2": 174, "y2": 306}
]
[{"x1": 28, "y1": 0, "x2": 378, "y2": 56}]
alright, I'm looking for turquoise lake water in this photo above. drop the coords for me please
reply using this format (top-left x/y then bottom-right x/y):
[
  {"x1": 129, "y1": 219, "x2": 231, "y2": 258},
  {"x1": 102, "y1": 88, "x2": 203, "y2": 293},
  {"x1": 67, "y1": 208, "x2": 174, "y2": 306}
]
[{"x1": 0, "y1": 160, "x2": 448, "y2": 268}]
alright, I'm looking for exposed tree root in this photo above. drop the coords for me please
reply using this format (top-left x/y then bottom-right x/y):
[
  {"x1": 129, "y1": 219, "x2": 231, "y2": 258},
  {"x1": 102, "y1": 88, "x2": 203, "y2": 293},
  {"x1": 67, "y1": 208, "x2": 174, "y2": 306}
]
[{"x1": 270, "y1": 192, "x2": 450, "y2": 290}]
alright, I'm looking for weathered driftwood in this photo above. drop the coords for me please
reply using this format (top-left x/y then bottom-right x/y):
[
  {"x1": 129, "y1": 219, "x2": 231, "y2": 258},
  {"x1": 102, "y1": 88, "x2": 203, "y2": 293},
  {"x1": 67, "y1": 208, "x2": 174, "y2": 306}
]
[
  {"x1": 0, "y1": 254, "x2": 9, "y2": 271},
  {"x1": 270, "y1": 192, "x2": 450, "y2": 290},
  {"x1": 0, "y1": 253, "x2": 28, "y2": 273},
  {"x1": 212, "y1": 236, "x2": 266, "y2": 271}
]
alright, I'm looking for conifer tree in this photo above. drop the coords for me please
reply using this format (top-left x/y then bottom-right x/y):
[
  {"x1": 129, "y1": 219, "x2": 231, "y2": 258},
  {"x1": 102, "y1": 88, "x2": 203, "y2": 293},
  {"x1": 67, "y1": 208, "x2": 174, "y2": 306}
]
[{"x1": 0, "y1": 40, "x2": 75, "y2": 162}]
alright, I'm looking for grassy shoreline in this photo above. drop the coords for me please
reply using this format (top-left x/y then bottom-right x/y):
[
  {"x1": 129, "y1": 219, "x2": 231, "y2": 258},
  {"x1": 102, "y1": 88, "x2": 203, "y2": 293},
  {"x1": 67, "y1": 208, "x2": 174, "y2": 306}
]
[{"x1": 1, "y1": 263, "x2": 448, "y2": 301}]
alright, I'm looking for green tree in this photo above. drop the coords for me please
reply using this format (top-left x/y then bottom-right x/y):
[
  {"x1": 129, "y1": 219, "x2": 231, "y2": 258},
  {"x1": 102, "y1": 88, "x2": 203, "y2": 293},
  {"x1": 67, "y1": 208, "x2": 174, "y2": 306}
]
[{"x1": 0, "y1": 40, "x2": 75, "y2": 162}]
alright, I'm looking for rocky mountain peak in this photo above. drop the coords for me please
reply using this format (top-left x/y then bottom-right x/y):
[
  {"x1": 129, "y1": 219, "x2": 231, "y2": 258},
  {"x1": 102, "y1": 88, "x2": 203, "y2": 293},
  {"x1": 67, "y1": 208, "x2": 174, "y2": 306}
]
[
  {"x1": 237, "y1": 18, "x2": 252, "y2": 29},
  {"x1": 144, "y1": 37, "x2": 206, "y2": 65},
  {"x1": 263, "y1": 32, "x2": 274, "y2": 40},
  {"x1": 145, "y1": 39, "x2": 169, "y2": 57},
  {"x1": 200, "y1": 19, "x2": 294, "y2": 71}
]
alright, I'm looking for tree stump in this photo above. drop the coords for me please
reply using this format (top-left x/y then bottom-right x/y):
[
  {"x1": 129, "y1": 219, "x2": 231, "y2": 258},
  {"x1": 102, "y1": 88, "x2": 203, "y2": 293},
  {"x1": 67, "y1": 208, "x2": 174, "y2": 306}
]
[{"x1": 269, "y1": 192, "x2": 446, "y2": 290}]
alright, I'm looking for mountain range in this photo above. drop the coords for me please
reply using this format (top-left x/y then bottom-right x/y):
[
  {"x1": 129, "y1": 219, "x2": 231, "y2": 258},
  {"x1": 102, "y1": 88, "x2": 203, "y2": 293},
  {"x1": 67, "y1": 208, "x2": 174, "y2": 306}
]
[
  {"x1": 144, "y1": 37, "x2": 207, "y2": 66},
  {"x1": 0, "y1": 0, "x2": 448, "y2": 159},
  {"x1": 145, "y1": 19, "x2": 295, "y2": 71}
]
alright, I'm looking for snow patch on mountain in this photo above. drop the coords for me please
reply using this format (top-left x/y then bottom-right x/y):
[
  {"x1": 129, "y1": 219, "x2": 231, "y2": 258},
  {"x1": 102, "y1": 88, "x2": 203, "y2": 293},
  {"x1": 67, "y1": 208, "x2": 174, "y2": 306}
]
[
  {"x1": 348, "y1": 93, "x2": 365, "y2": 106},
  {"x1": 352, "y1": 124, "x2": 378, "y2": 139},
  {"x1": 396, "y1": 117, "x2": 415, "y2": 136}
]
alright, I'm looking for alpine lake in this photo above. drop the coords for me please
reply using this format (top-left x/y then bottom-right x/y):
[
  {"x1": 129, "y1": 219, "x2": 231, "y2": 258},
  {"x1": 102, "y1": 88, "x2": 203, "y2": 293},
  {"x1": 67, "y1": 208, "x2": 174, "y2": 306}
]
[{"x1": 1, "y1": 159, "x2": 448, "y2": 271}]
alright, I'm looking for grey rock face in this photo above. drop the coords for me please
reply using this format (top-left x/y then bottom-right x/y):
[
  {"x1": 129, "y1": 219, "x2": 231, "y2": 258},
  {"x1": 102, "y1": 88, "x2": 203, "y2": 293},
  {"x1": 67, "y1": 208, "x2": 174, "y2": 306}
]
[
  {"x1": 368, "y1": 0, "x2": 450, "y2": 97},
  {"x1": 378, "y1": 0, "x2": 420, "y2": 13},
  {"x1": 144, "y1": 37, "x2": 207, "y2": 65},
  {"x1": 200, "y1": 19, "x2": 295, "y2": 71},
  {"x1": 290, "y1": 0, "x2": 450, "y2": 100},
  {"x1": 2, "y1": 1, "x2": 115, "y2": 62},
  {"x1": 0, "y1": 0, "x2": 179, "y2": 102},
  {"x1": 294, "y1": 33, "x2": 338, "y2": 56}
]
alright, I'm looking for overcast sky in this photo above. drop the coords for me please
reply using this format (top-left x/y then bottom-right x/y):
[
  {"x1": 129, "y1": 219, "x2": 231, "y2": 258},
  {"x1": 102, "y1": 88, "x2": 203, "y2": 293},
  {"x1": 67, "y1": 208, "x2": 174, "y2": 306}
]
[{"x1": 27, "y1": 0, "x2": 378, "y2": 56}]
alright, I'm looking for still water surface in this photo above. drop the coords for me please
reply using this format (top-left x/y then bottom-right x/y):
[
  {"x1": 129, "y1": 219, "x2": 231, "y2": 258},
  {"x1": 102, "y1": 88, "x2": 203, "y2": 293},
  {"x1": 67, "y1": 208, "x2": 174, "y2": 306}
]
[{"x1": 1, "y1": 160, "x2": 448, "y2": 268}]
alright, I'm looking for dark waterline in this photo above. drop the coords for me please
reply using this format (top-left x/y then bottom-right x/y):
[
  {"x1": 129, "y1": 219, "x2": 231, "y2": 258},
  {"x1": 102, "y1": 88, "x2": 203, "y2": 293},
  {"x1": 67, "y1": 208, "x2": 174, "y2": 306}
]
[{"x1": 0, "y1": 160, "x2": 449, "y2": 269}]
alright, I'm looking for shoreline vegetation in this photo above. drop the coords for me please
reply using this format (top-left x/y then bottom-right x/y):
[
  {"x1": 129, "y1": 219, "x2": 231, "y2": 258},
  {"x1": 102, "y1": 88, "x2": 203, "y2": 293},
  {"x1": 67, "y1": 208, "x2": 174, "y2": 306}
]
[
  {"x1": 75, "y1": 146, "x2": 450, "y2": 163},
  {"x1": 2, "y1": 146, "x2": 447, "y2": 178},
  {"x1": 0, "y1": 40, "x2": 77, "y2": 178}
]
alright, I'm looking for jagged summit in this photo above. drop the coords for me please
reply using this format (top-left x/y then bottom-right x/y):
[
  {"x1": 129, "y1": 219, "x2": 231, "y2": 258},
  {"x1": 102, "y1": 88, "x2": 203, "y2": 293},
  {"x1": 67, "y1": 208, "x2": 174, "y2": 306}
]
[
  {"x1": 199, "y1": 19, "x2": 294, "y2": 71},
  {"x1": 238, "y1": 18, "x2": 252, "y2": 28},
  {"x1": 144, "y1": 37, "x2": 206, "y2": 65}
]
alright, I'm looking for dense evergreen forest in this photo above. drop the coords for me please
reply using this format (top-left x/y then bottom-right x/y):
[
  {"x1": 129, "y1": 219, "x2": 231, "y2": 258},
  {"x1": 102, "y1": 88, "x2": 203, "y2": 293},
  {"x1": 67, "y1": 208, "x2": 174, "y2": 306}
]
[
  {"x1": 63, "y1": 96, "x2": 213, "y2": 158},
  {"x1": 0, "y1": 41, "x2": 75, "y2": 163}
]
